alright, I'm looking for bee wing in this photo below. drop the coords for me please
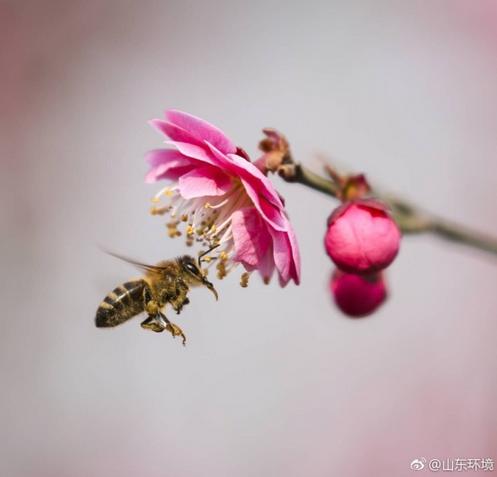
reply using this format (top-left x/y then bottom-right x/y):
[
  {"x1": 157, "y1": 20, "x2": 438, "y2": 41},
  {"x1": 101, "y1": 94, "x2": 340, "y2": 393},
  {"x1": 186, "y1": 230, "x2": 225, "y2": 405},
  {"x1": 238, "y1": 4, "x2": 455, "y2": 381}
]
[{"x1": 102, "y1": 250, "x2": 166, "y2": 274}]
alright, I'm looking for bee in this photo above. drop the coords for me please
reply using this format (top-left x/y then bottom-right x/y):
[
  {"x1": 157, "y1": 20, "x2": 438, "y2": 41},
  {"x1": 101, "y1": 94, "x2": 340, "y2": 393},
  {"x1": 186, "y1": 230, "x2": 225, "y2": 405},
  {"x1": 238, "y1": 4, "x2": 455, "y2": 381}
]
[{"x1": 95, "y1": 247, "x2": 218, "y2": 345}]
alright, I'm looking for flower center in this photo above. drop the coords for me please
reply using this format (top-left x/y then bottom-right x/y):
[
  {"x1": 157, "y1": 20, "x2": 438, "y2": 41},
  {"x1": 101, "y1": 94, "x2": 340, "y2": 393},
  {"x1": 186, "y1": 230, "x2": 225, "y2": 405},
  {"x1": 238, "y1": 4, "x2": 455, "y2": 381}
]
[{"x1": 150, "y1": 179, "x2": 252, "y2": 280}]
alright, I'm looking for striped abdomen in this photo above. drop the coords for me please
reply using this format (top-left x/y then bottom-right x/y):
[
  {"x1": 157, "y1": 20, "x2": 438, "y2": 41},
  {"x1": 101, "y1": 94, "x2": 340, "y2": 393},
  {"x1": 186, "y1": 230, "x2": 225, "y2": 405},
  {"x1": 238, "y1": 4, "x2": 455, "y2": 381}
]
[{"x1": 95, "y1": 280, "x2": 147, "y2": 328}]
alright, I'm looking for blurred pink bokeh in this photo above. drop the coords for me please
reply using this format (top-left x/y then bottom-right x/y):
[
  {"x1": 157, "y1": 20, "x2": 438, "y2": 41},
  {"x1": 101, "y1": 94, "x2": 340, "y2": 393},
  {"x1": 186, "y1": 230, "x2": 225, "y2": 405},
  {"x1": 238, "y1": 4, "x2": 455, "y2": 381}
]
[{"x1": 1, "y1": 1, "x2": 496, "y2": 476}]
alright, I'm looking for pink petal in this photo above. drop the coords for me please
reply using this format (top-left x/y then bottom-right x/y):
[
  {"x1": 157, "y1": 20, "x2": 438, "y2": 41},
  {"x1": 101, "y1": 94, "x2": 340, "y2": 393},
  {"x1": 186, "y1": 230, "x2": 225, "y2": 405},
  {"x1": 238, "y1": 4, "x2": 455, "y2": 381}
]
[
  {"x1": 144, "y1": 149, "x2": 196, "y2": 183},
  {"x1": 149, "y1": 119, "x2": 204, "y2": 147},
  {"x1": 146, "y1": 165, "x2": 196, "y2": 183},
  {"x1": 204, "y1": 142, "x2": 284, "y2": 211},
  {"x1": 257, "y1": 244, "x2": 276, "y2": 283},
  {"x1": 231, "y1": 207, "x2": 271, "y2": 269},
  {"x1": 145, "y1": 148, "x2": 187, "y2": 167},
  {"x1": 227, "y1": 153, "x2": 284, "y2": 209},
  {"x1": 178, "y1": 165, "x2": 232, "y2": 199},
  {"x1": 166, "y1": 109, "x2": 237, "y2": 155},
  {"x1": 267, "y1": 225, "x2": 300, "y2": 286},
  {"x1": 203, "y1": 143, "x2": 287, "y2": 231},
  {"x1": 240, "y1": 178, "x2": 288, "y2": 232},
  {"x1": 283, "y1": 216, "x2": 301, "y2": 284},
  {"x1": 168, "y1": 141, "x2": 223, "y2": 168}
]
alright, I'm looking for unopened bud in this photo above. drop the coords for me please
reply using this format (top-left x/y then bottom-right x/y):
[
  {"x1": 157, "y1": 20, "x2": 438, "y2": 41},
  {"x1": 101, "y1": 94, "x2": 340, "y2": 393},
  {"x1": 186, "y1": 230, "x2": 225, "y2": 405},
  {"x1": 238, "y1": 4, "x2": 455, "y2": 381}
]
[
  {"x1": 330, "y1": 269, "x2": 387, "y2": 317},
  {"x1": 324, "y1": 199, "x2": 401, "y2": 274}
]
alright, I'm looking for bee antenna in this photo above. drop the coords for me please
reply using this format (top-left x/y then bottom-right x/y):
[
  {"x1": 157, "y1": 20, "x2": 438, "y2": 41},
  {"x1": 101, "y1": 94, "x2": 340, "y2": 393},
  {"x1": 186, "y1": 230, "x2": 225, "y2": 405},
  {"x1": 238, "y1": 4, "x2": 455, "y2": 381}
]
[{"x1": 198, "y1": 244, "x2": 220, "y2": 267}]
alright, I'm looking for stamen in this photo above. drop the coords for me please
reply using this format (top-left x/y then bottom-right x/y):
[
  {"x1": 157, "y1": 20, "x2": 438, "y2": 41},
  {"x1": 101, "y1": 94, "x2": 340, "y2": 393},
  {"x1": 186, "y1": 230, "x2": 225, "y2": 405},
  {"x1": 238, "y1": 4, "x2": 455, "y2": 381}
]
[
  {"x1": 205, "y1": 197, "x2": 229, "y2": 209},
  {"x1": 150, "y1": 205, "x2": 169, "y2": 216},
  {"x1": 166, "y1": 220, "x2": 181, "y2": 238},
  {"x1": 217, "y1": 224, "x2": 233, "y2": 245},
  {"x1": 186, "y1": 225, "x2": 194, "y2": 235},
  {"x1": 240, "y1": 272, "x2": 250, "y2": 288},
  {"x1": 154, "y1": 186, "x2": 174, "y2": 201},
  {"x1": 152, "y1": 179, "x2": 250, "y2": 280},
  {"x1": 216, "y1": 251, "x2": 229, "y2": 279}
]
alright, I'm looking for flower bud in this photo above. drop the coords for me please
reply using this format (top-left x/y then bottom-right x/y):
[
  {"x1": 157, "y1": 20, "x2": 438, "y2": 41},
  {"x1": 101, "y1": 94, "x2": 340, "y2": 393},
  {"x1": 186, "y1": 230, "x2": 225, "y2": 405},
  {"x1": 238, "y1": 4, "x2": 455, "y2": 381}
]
[
  {"x1": 324, "y1": 200, "x2": 401, "y2": 274},
  {"x1": 330, "y1": 269, "x2": 387, "y2": 317}
]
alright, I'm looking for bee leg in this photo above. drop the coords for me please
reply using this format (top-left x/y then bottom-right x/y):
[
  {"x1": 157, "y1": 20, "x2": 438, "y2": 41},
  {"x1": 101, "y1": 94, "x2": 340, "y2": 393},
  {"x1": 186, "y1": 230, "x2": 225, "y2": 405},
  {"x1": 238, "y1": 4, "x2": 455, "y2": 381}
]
[
  {"x1": 159, "y1": 312, "x2": 187, "y2": 346},
  {"x1": 174, "y1": 297, "x2": 190, "y2": 315},
  {"x1": 171, "y1": 283, "x2": 190, "y2": 315},
  {"x1": 140, "y1": 315, "x2": 165, "y2": 333},
  {"x1": 141, "y1": 288, "x2": 167, "y2": 332}
]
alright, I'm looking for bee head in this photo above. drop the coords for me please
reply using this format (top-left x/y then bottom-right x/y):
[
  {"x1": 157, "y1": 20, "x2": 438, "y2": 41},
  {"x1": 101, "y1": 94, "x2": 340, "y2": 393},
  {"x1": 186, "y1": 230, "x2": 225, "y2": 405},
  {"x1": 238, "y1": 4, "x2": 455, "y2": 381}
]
[{"x1": 180, "y1": 255, "x2": 218, "y2": 300}]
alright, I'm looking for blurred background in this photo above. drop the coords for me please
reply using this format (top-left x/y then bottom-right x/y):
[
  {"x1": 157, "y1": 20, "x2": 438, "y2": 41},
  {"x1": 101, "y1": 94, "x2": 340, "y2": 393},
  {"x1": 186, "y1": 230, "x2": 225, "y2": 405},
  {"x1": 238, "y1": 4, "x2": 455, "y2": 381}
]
[{"x1": 1, "y1": 1, "x2": 497, "y2": 476}]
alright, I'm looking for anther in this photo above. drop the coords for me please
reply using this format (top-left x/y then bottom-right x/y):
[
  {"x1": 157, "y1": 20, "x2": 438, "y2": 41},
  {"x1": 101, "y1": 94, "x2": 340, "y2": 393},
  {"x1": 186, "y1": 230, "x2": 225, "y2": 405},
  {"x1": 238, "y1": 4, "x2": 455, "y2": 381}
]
[{"x1": 240, "y1": 272, "x2": 250, "y2": 288}]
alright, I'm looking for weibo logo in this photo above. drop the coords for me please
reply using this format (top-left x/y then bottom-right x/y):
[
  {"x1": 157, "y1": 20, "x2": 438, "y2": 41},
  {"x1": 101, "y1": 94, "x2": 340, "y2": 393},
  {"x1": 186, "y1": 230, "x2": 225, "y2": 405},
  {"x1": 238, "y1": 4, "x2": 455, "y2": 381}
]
[{"x1": 410, "y1": 458, "x2": 426, "y2": 471}]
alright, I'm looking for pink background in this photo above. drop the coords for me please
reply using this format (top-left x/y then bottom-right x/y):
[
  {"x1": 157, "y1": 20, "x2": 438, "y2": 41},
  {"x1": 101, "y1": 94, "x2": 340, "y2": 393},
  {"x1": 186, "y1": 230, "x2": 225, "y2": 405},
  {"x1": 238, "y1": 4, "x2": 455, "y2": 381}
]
[{"x1": 1, "y1": 1, "x2": 496, "y2": 476}]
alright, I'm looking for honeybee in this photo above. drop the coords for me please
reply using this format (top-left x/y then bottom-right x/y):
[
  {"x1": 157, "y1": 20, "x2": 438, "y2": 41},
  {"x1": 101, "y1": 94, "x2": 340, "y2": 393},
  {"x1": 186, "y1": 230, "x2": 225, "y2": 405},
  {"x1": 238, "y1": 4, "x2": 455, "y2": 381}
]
[{"x1": 95, "y1": 248, "x2": 218, "y2": 345}]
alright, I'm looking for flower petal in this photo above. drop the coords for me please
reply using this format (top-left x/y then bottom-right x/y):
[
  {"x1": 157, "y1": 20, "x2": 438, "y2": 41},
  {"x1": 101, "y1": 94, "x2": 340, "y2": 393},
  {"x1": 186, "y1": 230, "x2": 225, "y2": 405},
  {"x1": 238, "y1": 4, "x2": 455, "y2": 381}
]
[
  {"x1": 231, "y1": 207, "x2": 271, "y2": 269},
  {"x1": 178, "y1": 165, "x2": 232, "y2": 199},
  {"x1": 203, "y1": 143, "x2": 287, "y2": 231},
  {"x1": 257, "y1": 243, "x2": 276, "y2": 283},
  {"x1": 226, "y1": 152, "x2": 284, "y2": 210},
  {"x1": 203, "y1": 142, "x2": 284, "y2": 211},
  {"x1": 149, "y1": 119, "x2": 204, "y2": 147},
  {"x1": 283, "y1": 217, "x2": 301, "y2": 285},
  {"x1": 167, "y1": 141, "x2": 222, "y2": 168},
  {"x1": 145, "y1": 149, "x2": 196, "y2": 183},
  {"x1": 145, "y1": 148, "x2": 186, "y2": 167},
  {"x1": 166, "y1": 109, "x2": 237, "y2": 155},
  {"x1": 240, "y1": 178, "x2": 288, "y2": 232},
  {"x1": 267, "y1": 225, "x2": 300, "y2": 286}
]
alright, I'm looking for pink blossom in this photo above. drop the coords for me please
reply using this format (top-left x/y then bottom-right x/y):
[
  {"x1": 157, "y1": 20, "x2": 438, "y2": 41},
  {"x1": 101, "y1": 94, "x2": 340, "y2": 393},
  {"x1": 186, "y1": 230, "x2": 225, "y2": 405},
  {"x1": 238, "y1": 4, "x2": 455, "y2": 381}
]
[
  {"x1": 330, "y1": 269, "x2": 387, "y2": 317},
  {"x1": 146, "y1": 109, "x2": 300, "y2": 286},
  {"x1": 324, "y1": 200, "x2": 401, "y2": 274}
]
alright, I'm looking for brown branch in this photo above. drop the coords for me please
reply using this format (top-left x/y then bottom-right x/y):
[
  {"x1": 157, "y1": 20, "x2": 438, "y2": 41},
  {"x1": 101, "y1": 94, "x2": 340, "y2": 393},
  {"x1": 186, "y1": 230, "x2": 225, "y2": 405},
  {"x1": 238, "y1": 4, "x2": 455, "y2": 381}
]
[
  {"x1": 289, "y1": 163, "x2": 497, "y2": 258},
  {"x1": 257, "y1": 128, "x2": 497, "y2": 258}
]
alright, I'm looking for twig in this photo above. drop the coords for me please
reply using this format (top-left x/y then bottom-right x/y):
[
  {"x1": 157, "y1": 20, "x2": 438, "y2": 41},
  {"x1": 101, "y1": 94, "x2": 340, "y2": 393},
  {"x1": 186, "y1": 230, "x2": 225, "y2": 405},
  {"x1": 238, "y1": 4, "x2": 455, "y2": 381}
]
[
  {"x1": 290, "y1": 163, "x2": 497, "y2": 258},
  {"x1": 256, "y1": 129, "x2": 497, "y2": 258}
]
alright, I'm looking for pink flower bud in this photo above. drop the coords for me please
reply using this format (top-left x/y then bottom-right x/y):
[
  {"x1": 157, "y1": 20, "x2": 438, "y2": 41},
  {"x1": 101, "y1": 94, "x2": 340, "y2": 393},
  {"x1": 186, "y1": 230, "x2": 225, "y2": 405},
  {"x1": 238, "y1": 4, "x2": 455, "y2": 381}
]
[
  {"x1": 330, "y1": 269, "x2": 387, "y2": 317},
  {"x1": 324, "y1": 200, "x2": 401, "y2": 274}
]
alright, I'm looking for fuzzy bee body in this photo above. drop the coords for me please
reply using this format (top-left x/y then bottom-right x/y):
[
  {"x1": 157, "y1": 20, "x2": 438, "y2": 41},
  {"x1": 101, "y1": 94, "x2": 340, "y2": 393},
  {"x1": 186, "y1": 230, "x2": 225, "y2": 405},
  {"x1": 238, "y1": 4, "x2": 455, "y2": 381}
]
[{"x1": 95, "y1": 253, "x2": 218, "y2": 345}]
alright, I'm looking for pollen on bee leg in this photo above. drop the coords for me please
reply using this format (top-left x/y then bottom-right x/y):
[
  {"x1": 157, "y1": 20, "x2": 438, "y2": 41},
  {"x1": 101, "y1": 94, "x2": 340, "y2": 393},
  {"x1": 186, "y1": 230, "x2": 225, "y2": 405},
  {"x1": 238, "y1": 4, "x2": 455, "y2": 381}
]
[{"x1": 240, "y1": 272, "x2": 251, "y2": 288}]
